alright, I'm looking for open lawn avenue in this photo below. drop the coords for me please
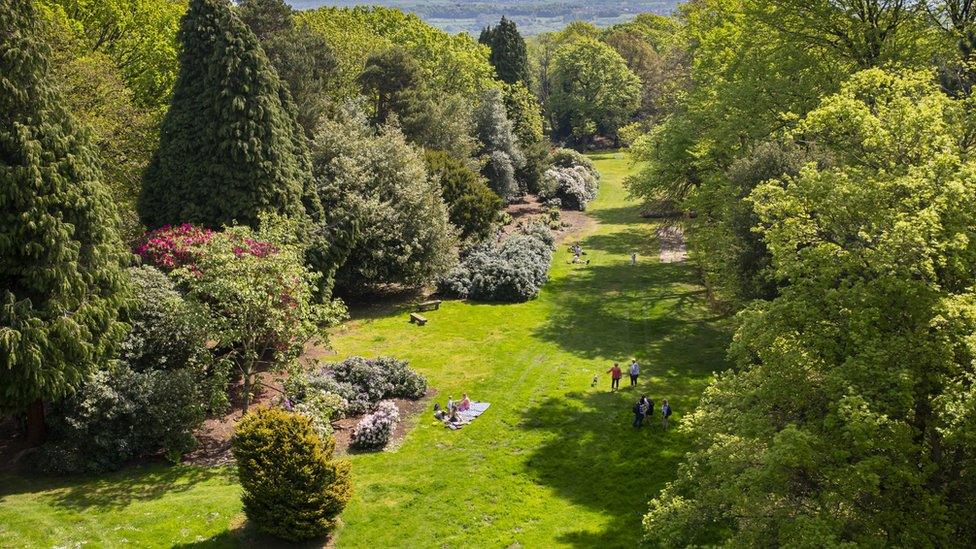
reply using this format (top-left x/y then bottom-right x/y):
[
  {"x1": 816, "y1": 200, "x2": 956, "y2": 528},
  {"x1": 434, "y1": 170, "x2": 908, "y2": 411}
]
[{"x1": 0, "y1": 152, "x2": 731, "y2": 547}]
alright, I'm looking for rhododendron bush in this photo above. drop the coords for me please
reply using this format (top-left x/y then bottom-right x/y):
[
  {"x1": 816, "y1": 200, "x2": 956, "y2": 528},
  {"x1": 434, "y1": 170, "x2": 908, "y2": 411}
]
[
  {"x1": 135, "y1": 223, "x2": 275, "y2": 272},
  {"x1": 134, "y1": 216, "x2": 347, "y2": 413},
  {"x1": 350, "y1": 401, "x2": 400, "y2": 449}
]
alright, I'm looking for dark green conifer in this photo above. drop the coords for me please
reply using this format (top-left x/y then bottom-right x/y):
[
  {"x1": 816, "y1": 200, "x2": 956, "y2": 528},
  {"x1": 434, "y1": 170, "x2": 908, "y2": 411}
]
[
  {"x1": 0, "y1": 0, "x2": 129, "y2": 444},
  {"x1": 139, "y1": 0, "x2": 318, "y2": 230},
  {"x1": 487, "y1": 17, "x2": 529, "y2": 85}
]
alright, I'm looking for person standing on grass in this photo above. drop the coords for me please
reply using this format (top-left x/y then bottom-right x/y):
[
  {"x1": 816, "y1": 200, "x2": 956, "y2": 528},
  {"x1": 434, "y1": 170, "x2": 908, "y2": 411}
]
[
  {"x1": 661, "y1": 399, "x2": 672, "y2": 431},
  {"x1": 628, "y1": 358, "x2": 640, "y2": 387},
  {"x1": 631, "y1": 252, "x2": 637, "y2": 265},
  {"x1": 632, "y1": 397, "x2": 647, "y2": 428},
  {"x1": 641, "y1": 395, "x2": 653, "y2": 420},
  {"x1": 607, "y1": 363, "x2": 622, "y2": 391}
]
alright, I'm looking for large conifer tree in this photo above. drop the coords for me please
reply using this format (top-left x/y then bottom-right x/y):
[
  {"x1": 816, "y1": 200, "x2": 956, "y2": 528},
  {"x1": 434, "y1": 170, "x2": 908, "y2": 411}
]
[
  {"x1": 1, "y1": 0, "x2": 128, "y2": 444},
  {"x1": 139, "y1": 0, "x2": 319, "y2": 229},
  {"x1": 485, "y1": 17, "x2": 529, "y2": 85}
]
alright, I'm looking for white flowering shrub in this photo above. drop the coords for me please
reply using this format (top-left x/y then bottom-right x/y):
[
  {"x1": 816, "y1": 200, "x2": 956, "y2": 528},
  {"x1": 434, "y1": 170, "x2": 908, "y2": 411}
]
[
  {"x1": 543, "y1": 166, "x2": 599, "y2": 210},
  {"x1": 284, "y1": 356, "x2": 428, "y2": 418},
  {"x1": 439, "y1": 222, "x2": 555, "y2": 302},
  {"x1": 351, "y1": 401, "x2": 401, "y2": 449}
]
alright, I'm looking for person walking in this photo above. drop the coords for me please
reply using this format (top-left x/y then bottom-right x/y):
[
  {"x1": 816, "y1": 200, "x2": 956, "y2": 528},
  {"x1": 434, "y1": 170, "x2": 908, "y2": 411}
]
[
  {"x1": 631, "y1": 252, "x2": 637, "y2": 265},
  {"x1": 607, "y1": 363, "x2": 622, "y2": 391},
  {"x1": 632, "y1": 397, "x2": 647, "y2": 428},
  {"x1": 628, "y1": 358, "x2": 640, "y2": 387},
  {"x1": 661, "y1": 399, "x2": 672, "y2": 431}
]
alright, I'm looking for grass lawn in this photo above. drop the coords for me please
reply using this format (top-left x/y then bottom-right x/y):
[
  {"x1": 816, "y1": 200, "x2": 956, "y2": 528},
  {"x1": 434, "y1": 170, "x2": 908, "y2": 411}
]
[{"x1": 0, "y1": 152, "x2": 730, "y2": 548}]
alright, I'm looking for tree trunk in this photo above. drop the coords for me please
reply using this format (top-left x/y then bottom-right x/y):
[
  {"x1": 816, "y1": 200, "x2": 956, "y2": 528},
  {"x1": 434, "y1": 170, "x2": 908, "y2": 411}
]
[
  {"x1": 241, "y1": 364, "x2": 252, "y2": 414},
  {"x1": 25, "y1": 398, "x2": 45, "y2": 446}
]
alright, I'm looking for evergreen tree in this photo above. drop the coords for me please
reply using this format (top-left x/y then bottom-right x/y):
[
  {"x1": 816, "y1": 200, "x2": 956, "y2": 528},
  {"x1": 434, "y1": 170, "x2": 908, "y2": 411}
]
[
  {"x1": 478, "y1": 25, "x2": 493, "y2": 46},
  {"x1": 358, "y1": 46, "x2": 422, "y2": 126},
  {"x1": 487, "y1": 17, "x2": 529, "y2": 85},
  {"x1": 139, "y1": 0, "x2": 318, "y2": 230},
  {"x1": 1, "y1": 0, "x2": 129, "y2": 444}
]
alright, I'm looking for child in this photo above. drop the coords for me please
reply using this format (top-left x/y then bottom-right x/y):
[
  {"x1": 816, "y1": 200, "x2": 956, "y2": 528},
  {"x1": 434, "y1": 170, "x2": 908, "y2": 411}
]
[{"x1": 661, "y1": 399, "x2": 672, "y2": 431}]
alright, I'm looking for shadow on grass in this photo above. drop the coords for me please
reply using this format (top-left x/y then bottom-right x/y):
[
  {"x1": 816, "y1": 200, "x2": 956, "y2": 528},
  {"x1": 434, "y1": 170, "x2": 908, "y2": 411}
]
[
  {"x1": 0, "y1": 464, "x2": 236, "y2": 512},
  {"x1": 172, "y1": 519, "x2": 334, "y2": 549},
  {"x1": 537, "y1": 257, "x2": 727, "y2": 364}
]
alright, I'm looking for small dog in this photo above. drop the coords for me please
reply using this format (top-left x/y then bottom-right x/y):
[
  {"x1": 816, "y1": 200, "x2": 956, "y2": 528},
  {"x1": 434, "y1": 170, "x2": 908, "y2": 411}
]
[{"x1": 590, "y1": 374, "x2": 599, "y2": 387}]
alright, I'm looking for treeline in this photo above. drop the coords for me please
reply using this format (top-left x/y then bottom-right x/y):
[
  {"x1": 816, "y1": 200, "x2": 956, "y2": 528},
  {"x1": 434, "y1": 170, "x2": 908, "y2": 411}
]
[{"x1": 626, "y1": 0, "x2": 976, "y2": 544}]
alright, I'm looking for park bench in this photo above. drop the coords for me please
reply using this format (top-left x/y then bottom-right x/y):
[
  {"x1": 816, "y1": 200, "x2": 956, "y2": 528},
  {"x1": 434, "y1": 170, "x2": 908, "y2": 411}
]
[
  {"x1": 416, "y1": 299, "x2": 442, "y2": 312},
  {"x1": 409, "y1": 312, "x2": 428, "y2": 326}
]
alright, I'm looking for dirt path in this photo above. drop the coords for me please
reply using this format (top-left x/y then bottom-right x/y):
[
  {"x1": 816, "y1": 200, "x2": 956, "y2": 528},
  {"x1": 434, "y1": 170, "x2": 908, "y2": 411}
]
[{"x1": 657, "y1": 224, "x2": 687, "y2": 263}]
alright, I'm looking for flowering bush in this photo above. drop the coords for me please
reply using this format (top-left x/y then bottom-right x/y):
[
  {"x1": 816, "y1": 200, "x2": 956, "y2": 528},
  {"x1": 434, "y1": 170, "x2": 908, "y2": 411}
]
[
  {"x1": 285, "y1": 356, "x2": 428, "y2": 418},
  {"x1": 350, "y1": 401, "x2": 400, "y2": 449},
  {"x1": 289, "y1": 390, "x2": 348, "y2": 439},
  {"x1": 543, "y1": 166, "x2": 599, "y2": 211},
  {"x1": 134, "y1": 223, "x2": 275, "y2": 272},
  {"x1": 551, "y1": 147, "x2": 596, "y2": 174},
  {"x1": 439, "y1": 222, "x2": 555, "y2": 302}
]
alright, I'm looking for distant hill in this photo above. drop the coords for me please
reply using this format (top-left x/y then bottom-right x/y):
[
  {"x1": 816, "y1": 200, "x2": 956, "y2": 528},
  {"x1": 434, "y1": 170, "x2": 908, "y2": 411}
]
[{"x1": 287, "y1": 1, "x2": 681, "y2": 35}]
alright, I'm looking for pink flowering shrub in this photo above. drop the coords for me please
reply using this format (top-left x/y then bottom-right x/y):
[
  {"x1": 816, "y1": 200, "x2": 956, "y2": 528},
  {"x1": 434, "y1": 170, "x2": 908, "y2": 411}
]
[
  {"x1": 134, "y1": 223, "x2": 275, "y2": 272},
  {"x1": 350, "y1": 401, "x2": 400, "y2": 449}
]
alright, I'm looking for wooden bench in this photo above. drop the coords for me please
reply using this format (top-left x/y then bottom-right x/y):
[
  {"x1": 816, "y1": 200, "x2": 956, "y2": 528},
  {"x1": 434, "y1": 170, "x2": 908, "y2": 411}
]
[
  {"x1": 409, "y1": 312, "x2": 428, "y2": 326},
  {"x1": 416, "y1": 299, "x2": 442, "y2": 312}
]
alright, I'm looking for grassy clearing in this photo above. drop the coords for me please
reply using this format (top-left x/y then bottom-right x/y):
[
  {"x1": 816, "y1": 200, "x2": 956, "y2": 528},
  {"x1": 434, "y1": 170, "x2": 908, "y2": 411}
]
[{"x1": 0, "y1": 152, "x2": 730, "y2": 547}]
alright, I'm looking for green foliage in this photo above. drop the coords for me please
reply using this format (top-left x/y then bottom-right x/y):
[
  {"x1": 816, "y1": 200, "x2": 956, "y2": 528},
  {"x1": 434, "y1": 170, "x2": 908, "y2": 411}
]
[
  {"x1": 170, "y1": 217, "x2": 337, "y2": 412},
  {"x1": 644, "y1": 69, "x2": 976, "y2": 546},
  {"x1": 311, "y1": 105, "x2": 458, "y2": 291},
  {"x1": 359, "y1": 46, "x2": 422, "y2": 125},
  {"x1": 237, "y1": 0, "x2": 339, "y2": 137},
  {"x1": 40, "y1": 0, "x2": 184, "y2": 108},
  {"x1": 139, "y1": 0, "x2": 317, "y2": 230},
  {"x1": 41, "y1": 11, "x2": 160, "y2": 241},
  {"x1": 299, "y1": 6, "x2": 497, "y2": 103},
  {"x1": 548, "y1": 37, "x2": 641, "y2": 142},
  {"x1": 425, "y1": 150, "x2": 503, "y2": 242},
  {"x1": 0, "y1": 0, "x2": 129, "y2": 416},
  {"x1": 233, "y1": 407, "x2": 352, "y2": 541},
  {"x1": 235, "y1": 0, "x2": 291, "y2": 40},
  {"x1": 39, "y1": 364, "x2": 204, "y2": 473},
  {"x1": 482, "y1": 17, "x2": 530, "y2": 85},
  {"x1": 120, "y1": 266, "x2": 208, "y2": 372}
]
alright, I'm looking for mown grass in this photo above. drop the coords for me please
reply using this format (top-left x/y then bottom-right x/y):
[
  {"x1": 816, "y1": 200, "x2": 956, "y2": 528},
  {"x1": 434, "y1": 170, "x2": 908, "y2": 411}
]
[{"x1": 0, "y1": 152, "x2": 730, "y2": 548}]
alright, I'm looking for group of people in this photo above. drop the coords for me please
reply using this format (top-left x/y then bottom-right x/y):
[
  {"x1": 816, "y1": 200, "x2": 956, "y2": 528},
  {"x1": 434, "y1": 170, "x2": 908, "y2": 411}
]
[
  {"x1": 569, "y1": 242, "x2": 590, "y2": 265},
  {"x1": 602, "y1": 359, "x2": 673, "y2": 430},
  {"x1": 433, "y1": 393, "x2": 471, "y2": 424},
  {"x1": 631, "y1": 395, "x2": 672, "y2": 430},
  {"x1": 605, "y1": 359, "x2": 642, "y2": 390}
]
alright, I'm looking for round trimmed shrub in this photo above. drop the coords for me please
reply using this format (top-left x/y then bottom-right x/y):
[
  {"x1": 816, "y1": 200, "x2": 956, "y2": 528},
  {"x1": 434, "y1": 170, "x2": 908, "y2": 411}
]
[
  {"x1": 232, "y1": 407, "x2": 352, "y2": 542},
  {"x1": 350, "y1": 401, "x2": 400, "y2": 450}
]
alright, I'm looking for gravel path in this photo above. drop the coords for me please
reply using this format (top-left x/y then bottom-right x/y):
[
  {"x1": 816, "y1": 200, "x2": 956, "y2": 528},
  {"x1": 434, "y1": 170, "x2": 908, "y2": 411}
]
[{"x1": 657, "y1": 224, "x2": 686, "y2": 263}]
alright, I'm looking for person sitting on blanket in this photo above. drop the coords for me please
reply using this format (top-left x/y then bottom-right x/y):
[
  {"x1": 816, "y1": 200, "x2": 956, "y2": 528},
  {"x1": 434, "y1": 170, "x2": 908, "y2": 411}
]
[
  {"x1": 433, "y1": 402, "x2": 446, "y2": 420},
  {"x1": 449, "y1": 406, "x2": 461, "y2": 423},
  {"x1": 447, "y1": 396, "x2": 455, "y2": 412},
  {"x1": 459, "y1": 394, "x2": 471, "y2": 412}
]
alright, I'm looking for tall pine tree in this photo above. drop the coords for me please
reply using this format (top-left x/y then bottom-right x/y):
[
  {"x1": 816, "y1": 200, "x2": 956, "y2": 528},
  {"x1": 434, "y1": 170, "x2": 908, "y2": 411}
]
[
  {"x1": 139, "y1": 0, "x2": 320, "y2": 230},
  {"x1": 485, "y1": 17, "x2": 529, "y2": 86},
  {"x1": 1, "y1": 0, "x2": 129, "y2": 444}
]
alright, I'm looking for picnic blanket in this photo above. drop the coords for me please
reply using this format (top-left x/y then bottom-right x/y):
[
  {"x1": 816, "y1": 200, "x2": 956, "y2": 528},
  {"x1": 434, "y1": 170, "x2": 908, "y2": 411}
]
[{"x1": 445, "y1": 402, "x2": 490, "y2": 430}]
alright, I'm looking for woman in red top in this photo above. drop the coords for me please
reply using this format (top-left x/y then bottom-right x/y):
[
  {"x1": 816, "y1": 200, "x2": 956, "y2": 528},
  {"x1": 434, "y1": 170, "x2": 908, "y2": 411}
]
[{"x1": 606, "y1": 363, "x2": 622, "y2": 391}]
